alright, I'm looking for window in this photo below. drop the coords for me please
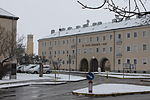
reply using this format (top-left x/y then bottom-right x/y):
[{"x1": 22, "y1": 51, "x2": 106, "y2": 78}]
[
  {"x1": 62, "y1": 60, "x2": 65, "y2": 64},
  {"x1": 63, "y1": 40, "x2": 65, "y2": 44},
  {"x1": 110, "y1": 35, "x2": 113, "y2": 40},
  {"x1": 134, "y1": 32, "x2": 137, "y2": 38},
  {"x1": 133, "y1": 45, "x2": 138, "y2": 52},
  {"x1": 118, "y1": 59, "x2": 121, "y2": 64},
  {"x1": 54, "y1": 51, "x2": 56, "y2": 55},
  {"x1": 127, "y1": 59, "x2": 130, "y2": 64},
  {"x1": 49, "y1": 51, "x2": 51, "y2": 55},
  {"x1": 72, "y1": 39, "x2": 75, "y2": 43},
  {"x1": 103, "y1": 36, "x2": 106, "y2": 41},
  {"x1": 110, "y1": 47, "x2": 112, "y2": 52},
  {"x1": 58, "y1": 50, "x2": 60, "y2": 55},
  {"x1": 58, "y1": 40, "x2": 60, "y2": 45},
  {"x1": 127, "y1": 33, "x2": 130, "y2": 38},
  {"x1": 90, "y1": 37, "x2": 92, "y2": 42},
  {"x1": 143, "y1": 44, "x2": 147, "y2": 51},
  {"x1": 49, "y1": 41, "x2": 52, "y2": 46},
  {"x1": 96, "y1": 37, "x2": 99, "y2": 41},
  {"x1": 142, "y1": 58, "x2": 147, "y2": 65},
  {"x1": 66, "y1": 50, "x2": 69, "y2": 54},
  {"x1": 66, "y1": 40, "x2": 69, "y2": 44},
  {"x1": 96, "y1": 48, "x2": 99, "y2": 53},
  {"x1": 78, "y1": 39, "x2": 81, "y2": 43},
  {"x1": 84, "y1": 49, "x2": 87, "y2": 53},
  {"x1": 77, "y1": 49, "x2": 81, "y2": 54},
  {"x1": 127, "y1": 46, "x2": 131, "y2": 52},
  {"x1": 72, "y1": 60, "x2": 74, "y2": 64},
  {"x1": 54, "y1": 41, "x2": 56, "y2": 45},
  {"x1": 63, "y1": 51, "x2": 65, "y2": 54},
  {"x1": 134, "y1": 59, "x2": 137, "y2": 64},
  {"x1": 143, "y1": 31, "x2": 147, "y2": 37},
  {"x1": 45, "y1": 42, "x2": 46, "y2": 46},
  {"x1": 72, "y1": 50, "x2": 75, "y2": 54},
  {"x1": 103, "y1": 48, "x2": 106, "y2": 53},
  {"x1": 118, "y1": 34, "x2": 121, "y2": 39}
]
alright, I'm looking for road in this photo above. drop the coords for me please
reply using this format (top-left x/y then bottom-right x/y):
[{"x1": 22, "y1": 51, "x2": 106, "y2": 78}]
[{"x1": 0, "y1": 73, "x2": 150, "y2": 100}]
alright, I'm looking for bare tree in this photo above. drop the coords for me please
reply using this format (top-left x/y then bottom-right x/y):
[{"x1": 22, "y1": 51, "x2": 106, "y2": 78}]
[{"x1": 77, "y1": 0, "x2": 150, "y2": 19}]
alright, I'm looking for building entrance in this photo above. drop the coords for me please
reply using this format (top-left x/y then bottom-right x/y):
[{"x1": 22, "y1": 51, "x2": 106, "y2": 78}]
[
  {"x1": 80, "y1": 58, "x2": 88, "y2": 72},
  {"x1": 90, "y1": 58, "x2": 98, "y2": 72},
  {"x1": 100, "y1": 58, "x2": 111, "y2": 72}
]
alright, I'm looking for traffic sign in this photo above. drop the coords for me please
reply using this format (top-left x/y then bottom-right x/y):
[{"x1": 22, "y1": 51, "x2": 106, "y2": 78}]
[{"x1": 86, "y1": 72, "x2": 94, "y2": 80}]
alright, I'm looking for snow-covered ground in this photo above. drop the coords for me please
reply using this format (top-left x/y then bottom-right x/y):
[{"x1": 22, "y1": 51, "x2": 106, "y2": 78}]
[
  {"x1": 100, "y1": 72, "x2": 150, "y2": 76},
  {"x1": 98, "y1": 72, "x2": 150, "y2": 79},
  {"x1": 99, "y1": 74, "x2": 150, "y2": 79},
  {"x1": 73, "y1": 84, "x2": 150, "y2": 96},
  {"x1": 0, "y1": 73, "x2": 86, "y2": 89}
]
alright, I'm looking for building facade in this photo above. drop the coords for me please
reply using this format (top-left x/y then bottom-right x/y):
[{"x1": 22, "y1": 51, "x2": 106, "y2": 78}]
[
  {"x1": 38, "y1": 16, "x2": 150, "y2": 73},
  {"x1": 0, "y1": 8, "x2": 19, "y2": 61},
  {"x1": 26, "y1": 34, "x2": 34, "y2": 56}
]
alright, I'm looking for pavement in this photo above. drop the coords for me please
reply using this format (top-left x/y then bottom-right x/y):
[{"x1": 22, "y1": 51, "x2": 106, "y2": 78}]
[{"x1": 72, "y1": 83, "x2": 150, "y2": 97}]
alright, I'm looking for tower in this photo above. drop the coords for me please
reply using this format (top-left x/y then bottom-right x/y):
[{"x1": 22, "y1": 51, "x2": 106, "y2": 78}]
[{"x1": 26, "y1": 34, "x2": 34, "y2": 55}]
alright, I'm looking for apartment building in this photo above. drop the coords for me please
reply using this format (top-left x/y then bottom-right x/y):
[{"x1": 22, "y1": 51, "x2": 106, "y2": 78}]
[
  {"x1": 38, "y1": 16, "x2": 150, "y2": 73},
  {"x1": 0, "y1": 8, "x2": 19, "y2": 62}
]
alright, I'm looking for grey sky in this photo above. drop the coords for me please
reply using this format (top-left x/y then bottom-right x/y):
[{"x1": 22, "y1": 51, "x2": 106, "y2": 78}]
[{"x1": 0, "y1": 0, "x2": 150, "y2": 54}]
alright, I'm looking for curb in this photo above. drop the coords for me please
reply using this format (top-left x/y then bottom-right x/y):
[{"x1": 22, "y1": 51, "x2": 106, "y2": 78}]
[
  {"x1": 72, "y1": 91, "x2": 150, "y2": 97},
  {"x1": 0, "y1": 83, "x2": 30, "y2": 89}
]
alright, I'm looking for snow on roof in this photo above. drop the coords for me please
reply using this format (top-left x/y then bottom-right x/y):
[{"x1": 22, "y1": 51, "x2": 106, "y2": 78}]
[
  {"x1": 41, "y1": 16, "x2": 150, "y2": 40},
  {"x1": 0, "y1": 8, "x2": 17, "y2": 18}
]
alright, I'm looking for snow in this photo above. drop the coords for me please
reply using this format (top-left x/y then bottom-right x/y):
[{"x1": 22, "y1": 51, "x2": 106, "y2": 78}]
[
  {"x1": 100, "y1": 72, "x2": 150, "y2": 76},
  {"x1": 98, "y1": 72, "x2": 150, "y2": 79},
  {"x1": 0, "y1": 83, "x2": 30, "y2": 89},
  {"x1": 41, "y1": 16, "x2": 150, "y2": 40},
  {"x1": 73, "y1": 84, "x2": 150, "y2": 95},
  {"x1": 0, "y1": 73, "x2": 85, "y2": 88},
  {"x1": 99, "y1": 74, "x2": 150, "y2": 79},
  {"x1": 0, "y1": 73, "x2": 85, "y2": 86},
  {"x1": 0, "y1": 8, "x2": 15, "y2": 17}
]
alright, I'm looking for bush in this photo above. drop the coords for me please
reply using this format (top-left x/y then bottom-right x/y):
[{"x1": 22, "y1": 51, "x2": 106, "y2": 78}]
[{"x1": 0, "y1": 63, "x2": 10, "y2": 80}]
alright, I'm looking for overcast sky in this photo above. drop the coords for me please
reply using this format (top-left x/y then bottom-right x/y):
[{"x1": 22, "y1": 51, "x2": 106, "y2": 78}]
[{"x1": 0, "y1": 0, "x2": 150, "y2": 54}]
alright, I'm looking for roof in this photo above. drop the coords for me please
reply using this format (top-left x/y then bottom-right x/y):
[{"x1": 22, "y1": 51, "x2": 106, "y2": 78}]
[
  {"x1": 40, "y1": 15, "x2": 150, "y2": 40},
  {"x1": 0, "y1": 8, "x2": 19, "y2": 20}
]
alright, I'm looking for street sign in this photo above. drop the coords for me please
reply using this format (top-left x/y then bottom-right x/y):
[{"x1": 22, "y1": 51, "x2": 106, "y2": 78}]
[{"x1": 86, "y1": 72, "x2": 94, "y2": 80}]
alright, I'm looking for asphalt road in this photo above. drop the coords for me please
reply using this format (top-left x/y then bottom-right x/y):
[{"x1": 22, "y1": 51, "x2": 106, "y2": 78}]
[{"x1": 0, "y1": 73, "x2": 150, "y2": 100}]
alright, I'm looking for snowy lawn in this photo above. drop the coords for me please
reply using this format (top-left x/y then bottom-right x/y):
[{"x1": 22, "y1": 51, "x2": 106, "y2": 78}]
[
  {"x1": 98, "y1": 72, "x2": 150, "y2": 79},
  {"x1": 73, "y1": 84, "x2": 150, "y2": 96},
  {"x1": 99, "y1": 74, "x2": 150, "y2": 79},
  {"x1": 0, "y1": 73, "x2": 86, "y2": 84},
  {"x1": 100, "y1": 72, "x2": 150, "y2": 76}
]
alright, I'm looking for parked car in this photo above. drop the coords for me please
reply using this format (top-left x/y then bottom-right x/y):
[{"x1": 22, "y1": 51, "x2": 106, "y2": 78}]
[
  {"x1": 17, "y1": 65, "x2": 25, "y2": 73},
  {"x1": 28, "y1": 65, "x2": 51, "y2": 74},
  {"x1": 23, "y1": 64, "x2": 38, "y2": 73}
]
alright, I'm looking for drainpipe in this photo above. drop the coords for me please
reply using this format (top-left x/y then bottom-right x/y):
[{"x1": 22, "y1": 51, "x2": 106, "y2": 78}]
[
  {"x1": 113, "y1": 31, "x2": 116, "y2": 71},
  {"x1": 75, "y1": 35, "x2": 78, "y2": 71}
]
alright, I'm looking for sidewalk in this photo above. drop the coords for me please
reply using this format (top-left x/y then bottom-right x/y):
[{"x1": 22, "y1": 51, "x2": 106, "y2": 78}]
[{"x1": 72, "y1": 83, "x2": 150, "y2": 97}]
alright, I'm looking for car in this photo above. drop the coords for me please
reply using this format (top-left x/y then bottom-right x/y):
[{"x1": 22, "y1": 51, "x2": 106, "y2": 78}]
[
  {"x1": 17, "y1": 65, "x2": 25, "y2": 73},
  {"x1": 23, "y1": 64, "x2": 38, "y2": 73},
  {"x1": 28, "y1": 64, "x2": 51, "y2": 74}
]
